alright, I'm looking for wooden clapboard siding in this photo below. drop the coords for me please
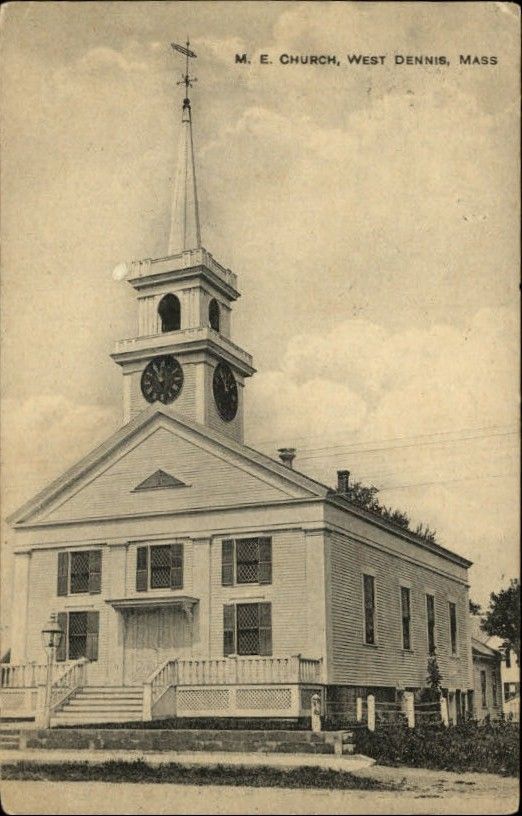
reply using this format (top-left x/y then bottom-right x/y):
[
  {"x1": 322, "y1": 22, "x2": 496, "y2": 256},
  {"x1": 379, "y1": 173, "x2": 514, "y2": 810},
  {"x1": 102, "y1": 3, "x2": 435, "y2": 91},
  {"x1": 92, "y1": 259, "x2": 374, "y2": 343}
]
[
  {"x1": 327, "y1": 529, "x2": 472, "y2": 690},
  {"x1": 208, "y1": 529, "x2": 311, "y2": 660},
  {"x1": 40, "y1": 427, "x2": 295, "y2": 523},
  {"x1": 473, "y1": 652, "x2": 503, "y2": 720}
]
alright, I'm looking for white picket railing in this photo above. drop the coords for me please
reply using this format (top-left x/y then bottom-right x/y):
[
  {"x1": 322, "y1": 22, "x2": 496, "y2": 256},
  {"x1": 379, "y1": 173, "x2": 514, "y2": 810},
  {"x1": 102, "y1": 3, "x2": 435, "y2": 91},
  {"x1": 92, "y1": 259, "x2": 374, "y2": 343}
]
[
  {"x1": 0, "y1": 663, "x2": 47, "y2": 688},
  {"x1": 49, "y1": 658, "x2": 89, "y2": 712}
]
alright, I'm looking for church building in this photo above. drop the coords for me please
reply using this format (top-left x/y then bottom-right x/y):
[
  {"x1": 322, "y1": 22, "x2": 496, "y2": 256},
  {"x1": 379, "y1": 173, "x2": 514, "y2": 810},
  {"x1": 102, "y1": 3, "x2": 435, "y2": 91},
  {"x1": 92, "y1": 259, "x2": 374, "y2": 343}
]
[{"x1": 3, "y1": 45, "x2": 474, "y2": 726}]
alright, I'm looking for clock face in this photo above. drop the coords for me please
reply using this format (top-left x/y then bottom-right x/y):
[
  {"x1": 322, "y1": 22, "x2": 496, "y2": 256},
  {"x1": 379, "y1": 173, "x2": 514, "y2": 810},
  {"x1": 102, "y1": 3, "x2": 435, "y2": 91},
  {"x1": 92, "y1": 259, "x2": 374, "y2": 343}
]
[
  {"x1": 213, "y1": 362, "x2": 238, "y2": 422},
  {"x1": 140, "y1": 355, "x2": 184, "y2": 405}
]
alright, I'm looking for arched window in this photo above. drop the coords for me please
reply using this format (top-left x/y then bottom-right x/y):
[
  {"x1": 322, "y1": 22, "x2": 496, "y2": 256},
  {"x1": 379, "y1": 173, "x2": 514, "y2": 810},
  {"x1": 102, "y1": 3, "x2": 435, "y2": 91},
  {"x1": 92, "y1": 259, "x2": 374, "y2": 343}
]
[
  {"x1": 209, "y1": 298, "x2": 220, "y2": 332},
  {"x1": 158, "y1": 294, "x2": 181, "y2": 333}
]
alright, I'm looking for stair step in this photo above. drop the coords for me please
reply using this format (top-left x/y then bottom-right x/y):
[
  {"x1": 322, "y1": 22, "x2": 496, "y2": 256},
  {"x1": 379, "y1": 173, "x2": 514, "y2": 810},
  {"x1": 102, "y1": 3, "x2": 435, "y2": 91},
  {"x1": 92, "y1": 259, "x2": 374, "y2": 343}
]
[
  {"x1": 51, "y1": 714, "x2": 143, "y2": 725},
  {"x1": 75, "y1": 692, "x2": 142, "y2": 700},
  {"x1": 64, "y1": 700, "x2": 143, "y2": 711}
]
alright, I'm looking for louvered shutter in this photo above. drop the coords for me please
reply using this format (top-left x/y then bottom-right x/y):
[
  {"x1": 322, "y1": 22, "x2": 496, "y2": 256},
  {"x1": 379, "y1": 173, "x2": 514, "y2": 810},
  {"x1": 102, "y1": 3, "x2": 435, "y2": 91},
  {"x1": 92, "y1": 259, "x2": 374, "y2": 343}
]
[
  {"x1": 258, "y1": 602, "x2": 272, "y2": 656},
  {"x1": 88, "y1": 550, "x2": 102, "y2": 594},
  {"x1": 258, "y1": 538, "x2": 272, "y2": 585},
  {"x1": 221, "y1": 539, "x2": 234, "y2": 586},
  {"x1": 136, "y1": 547, "x2": 148, "y2": 592},
  {"x1": 57, "y1": 552, "x2": 69, "y2": 596},
  {"x1": 86, "y1": 611, "x2": 99, "y2": 661},
  {"x1": 56, "y1": 612, "x2": 68, "y2": 662},
  {"x1": 223, "y1": 604, "x2": 236, "y2": 656},
  {"x1": 170, "y1": 543, "x2": 183, "y2": 589}
]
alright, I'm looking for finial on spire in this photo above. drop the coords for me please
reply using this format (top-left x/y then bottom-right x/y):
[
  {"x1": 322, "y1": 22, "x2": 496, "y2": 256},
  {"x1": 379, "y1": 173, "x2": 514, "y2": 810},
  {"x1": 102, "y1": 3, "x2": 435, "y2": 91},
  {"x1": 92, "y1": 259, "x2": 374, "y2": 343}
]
[
  {"x1": 168, "y1": 39, "x2": 201, "y2": 255},
  {"x1": 171, "y1": 39, "x2": 197, "y2": 107}
]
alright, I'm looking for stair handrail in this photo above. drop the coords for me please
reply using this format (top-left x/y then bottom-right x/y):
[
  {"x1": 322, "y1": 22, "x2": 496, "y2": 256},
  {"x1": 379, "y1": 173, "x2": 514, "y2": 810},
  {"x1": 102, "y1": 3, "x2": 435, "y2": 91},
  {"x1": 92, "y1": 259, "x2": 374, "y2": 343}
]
[
  {"x1": 49, "y1": 657, "x2": 89, "y2": 712},
  {"x1": 143, "y1": 658, "x2": 178, "y2": 721}
]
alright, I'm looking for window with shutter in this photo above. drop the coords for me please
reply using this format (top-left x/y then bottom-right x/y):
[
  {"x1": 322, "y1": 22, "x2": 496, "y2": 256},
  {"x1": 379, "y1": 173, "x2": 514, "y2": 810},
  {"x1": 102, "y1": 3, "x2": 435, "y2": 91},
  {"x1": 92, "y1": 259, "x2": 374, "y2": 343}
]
[
  {"x1": 236, "y1": 539, "x2": 259, "y2": 583},
  {"x1": 70, "y1": 552, "x2": 90, "y2": 594},
  {"x1": 136, "y1": 547, "x2": 148, "y2": 592},
  {"x1": 401, "y1": 586, "x2": 412, "y2": 650},
  {"x1": 88, "y1": 551, "x2": 102, "y2": 594},
  {"x1": 170, "y1": 543, "x2": 183, "y2": 589},
  {"x1": 426, "y1": 594, "x2": 436, "y2": 654},
  {"x1": 57, "y1": 552, "x2": 69, "y2": 597},
  {"x1": 221, "y1": 540, "x2": 234, "y2": 586},
  {"x1": 223, "y1": 604, "x2": 236, "y2": 655},
  {"x1": 363, "y1": 574, "x2": 376, "y2": 645},
  {"x1": 56, "y1": 612, "x2": 68, "y2": 662},
  {"x1": 449, "y1": 602, "x2": 457, "y2": 654},
  {"x1": 150, "y1": 545, "x2": 171, "y2": 588}
]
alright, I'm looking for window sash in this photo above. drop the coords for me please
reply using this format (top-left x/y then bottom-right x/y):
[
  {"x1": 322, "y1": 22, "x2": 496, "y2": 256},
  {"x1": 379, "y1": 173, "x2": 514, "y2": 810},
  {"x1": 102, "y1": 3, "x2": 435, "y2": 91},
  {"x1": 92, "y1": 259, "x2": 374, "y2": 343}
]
[
  {"x1": 480, "y1": 670, "x2": 487, "y2": 707},
  {"x1": 363, "y1": 574, "x2": 376, "y2": 645},
  {"x1": 449, "y1": 602, "x2": 458, "y2": 654},
  {"x1": 426, "y1": 594, "x2": 436, "y2": 654},
  {"x1": 228, "y1": 602, "x2": 272, "y2": 657},
  {"x1": 401, "y1": 586, "x2": 411, "y2": 650}
]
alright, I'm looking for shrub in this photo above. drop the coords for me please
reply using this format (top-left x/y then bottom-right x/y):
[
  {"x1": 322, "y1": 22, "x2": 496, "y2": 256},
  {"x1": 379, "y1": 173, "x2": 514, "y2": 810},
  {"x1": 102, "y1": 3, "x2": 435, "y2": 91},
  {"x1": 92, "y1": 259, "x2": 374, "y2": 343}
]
[{"x1": 356, "y1": 720, "x2": 519, "y2": 776}]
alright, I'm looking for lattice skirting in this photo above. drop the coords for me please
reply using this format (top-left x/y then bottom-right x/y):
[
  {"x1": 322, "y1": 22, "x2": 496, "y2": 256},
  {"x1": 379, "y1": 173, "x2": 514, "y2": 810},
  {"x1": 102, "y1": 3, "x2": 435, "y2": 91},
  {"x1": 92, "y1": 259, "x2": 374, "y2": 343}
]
[{"x1": 171, "y1": 684, "x2": 323, "y2": 718}]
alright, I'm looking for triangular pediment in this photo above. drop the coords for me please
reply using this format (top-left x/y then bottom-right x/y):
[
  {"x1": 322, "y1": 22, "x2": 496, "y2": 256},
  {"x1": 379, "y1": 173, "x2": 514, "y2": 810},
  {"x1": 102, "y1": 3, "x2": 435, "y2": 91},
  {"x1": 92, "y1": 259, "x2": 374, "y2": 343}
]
[
  {"x1": 9, "y1": 406, "x2": 328, "y2": 527},
  {"x1": 133, "y1": 469, "x2": 188, "y2": 492}
]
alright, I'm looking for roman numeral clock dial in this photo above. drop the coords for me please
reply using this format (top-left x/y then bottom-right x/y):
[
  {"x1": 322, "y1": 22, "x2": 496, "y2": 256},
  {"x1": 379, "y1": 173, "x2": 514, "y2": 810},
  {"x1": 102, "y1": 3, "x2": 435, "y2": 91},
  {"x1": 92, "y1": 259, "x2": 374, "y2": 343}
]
[
  {"x1": 213, "y1": 362, "x2": 238, "y2": 422},
  {"x1": 140, "y1": 355, "x2": 184, "y2": 404}
]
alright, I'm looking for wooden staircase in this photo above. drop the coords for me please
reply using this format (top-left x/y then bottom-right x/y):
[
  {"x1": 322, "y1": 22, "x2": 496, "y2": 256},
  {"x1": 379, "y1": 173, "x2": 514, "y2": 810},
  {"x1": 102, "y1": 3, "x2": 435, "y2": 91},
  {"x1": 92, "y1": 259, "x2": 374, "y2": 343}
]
[{"x1": 51, "y1": 687, "x2": 143, "y2": 726}]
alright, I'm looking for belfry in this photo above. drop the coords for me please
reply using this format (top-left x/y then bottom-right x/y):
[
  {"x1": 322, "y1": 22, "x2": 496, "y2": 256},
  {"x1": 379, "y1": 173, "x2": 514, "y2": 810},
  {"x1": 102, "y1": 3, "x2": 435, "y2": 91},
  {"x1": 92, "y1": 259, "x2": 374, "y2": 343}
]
[{"x1": 111, "y1": 41, "x2": 255, "y2": 441}]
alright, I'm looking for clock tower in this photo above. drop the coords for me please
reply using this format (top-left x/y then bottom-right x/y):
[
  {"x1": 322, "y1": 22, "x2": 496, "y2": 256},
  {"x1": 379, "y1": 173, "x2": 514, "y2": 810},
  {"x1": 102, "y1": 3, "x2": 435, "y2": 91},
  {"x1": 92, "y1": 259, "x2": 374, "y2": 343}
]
[{"x1": 111, "y1": 42, "x2": 255, "y2": 443}]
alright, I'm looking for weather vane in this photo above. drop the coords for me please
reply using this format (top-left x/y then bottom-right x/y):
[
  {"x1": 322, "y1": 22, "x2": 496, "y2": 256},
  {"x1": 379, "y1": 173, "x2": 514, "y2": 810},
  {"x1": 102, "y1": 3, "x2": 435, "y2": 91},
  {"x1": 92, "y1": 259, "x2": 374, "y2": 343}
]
[{"x1": 171, "y1": 39, "x2": 197, "y2": 105}]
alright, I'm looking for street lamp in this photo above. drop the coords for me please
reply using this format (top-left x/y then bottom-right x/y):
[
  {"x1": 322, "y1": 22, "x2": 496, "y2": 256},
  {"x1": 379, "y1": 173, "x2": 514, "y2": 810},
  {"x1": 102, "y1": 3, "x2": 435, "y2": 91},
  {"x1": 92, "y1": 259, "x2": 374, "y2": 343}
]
[{"x1": 40, "y1": 613, "x2": 63, "y2": 729}]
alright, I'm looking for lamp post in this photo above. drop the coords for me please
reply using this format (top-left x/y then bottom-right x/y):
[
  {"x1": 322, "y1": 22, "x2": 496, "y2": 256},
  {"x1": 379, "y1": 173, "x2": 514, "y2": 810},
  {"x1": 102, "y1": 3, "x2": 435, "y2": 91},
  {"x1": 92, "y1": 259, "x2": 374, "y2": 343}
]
[{"x1": 40, "y1": 613, "x2": 63, "y2": 729}]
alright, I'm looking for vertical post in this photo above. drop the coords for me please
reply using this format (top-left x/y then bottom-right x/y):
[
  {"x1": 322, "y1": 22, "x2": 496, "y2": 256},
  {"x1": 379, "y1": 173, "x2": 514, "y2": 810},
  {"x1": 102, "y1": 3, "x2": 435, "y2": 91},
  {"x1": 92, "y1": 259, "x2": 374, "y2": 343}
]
[
  {"x1": 143, "y1": 682, "x2": 152, "y2": 721},
  {"x1": 311, "y1": 693, "x2": 322, "y2": 732},
  {"x1": 356, "y1": 696, "x2": 363, "y2": 722},
  {"x1": 367, "y1": 694, "x2": 375, "y2": 732},
  {"x1": 440, "y1": 695, "x2": 449, "y2": 727},
  {"x1": 403, "y1": 691, "x2": 415, "y2": 728}
]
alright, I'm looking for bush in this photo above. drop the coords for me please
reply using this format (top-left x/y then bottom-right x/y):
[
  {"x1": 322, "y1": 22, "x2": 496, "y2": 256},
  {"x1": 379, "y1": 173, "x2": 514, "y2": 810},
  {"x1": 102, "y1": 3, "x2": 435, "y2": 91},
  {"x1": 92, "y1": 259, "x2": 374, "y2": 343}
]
[{"x1": 356, "y1": 720, "x2": 519, "y2": 776}]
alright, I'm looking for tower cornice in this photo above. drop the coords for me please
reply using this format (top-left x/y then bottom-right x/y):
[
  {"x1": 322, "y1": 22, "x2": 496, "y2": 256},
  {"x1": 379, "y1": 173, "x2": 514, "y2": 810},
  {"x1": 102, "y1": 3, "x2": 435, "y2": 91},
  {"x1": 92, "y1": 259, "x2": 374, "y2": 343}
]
[{"x1": 127, "y1": 248, "x2": 239, "y2": 300}]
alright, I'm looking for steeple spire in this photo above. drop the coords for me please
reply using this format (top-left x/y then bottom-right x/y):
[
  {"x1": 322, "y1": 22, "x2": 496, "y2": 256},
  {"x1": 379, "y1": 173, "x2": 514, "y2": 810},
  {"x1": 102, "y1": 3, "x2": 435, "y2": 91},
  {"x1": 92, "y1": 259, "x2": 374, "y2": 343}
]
[{"x1": 168, "y1": 40, "x2": 201, "y2": 255}]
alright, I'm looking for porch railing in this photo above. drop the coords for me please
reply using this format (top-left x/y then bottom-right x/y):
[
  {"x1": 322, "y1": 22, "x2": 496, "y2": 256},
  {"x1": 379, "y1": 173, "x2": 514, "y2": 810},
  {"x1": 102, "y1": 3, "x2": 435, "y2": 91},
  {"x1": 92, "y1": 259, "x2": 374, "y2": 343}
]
[
  {"x1": 49, "y1": 658, "x2": 89, "y2": 712},
  {"x1": 143, "y1": 654, "x2": 323, "y2": 720},
  {"x1": 1, "y1": 663, "x2": 47, "y2": 688}
]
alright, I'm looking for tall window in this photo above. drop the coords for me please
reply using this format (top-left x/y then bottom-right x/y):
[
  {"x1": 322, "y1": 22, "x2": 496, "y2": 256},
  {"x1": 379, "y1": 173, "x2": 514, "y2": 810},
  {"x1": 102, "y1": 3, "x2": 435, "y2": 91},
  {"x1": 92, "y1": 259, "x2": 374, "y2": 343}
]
[
  {"x1": 209, "y1": 298, "x2": 220, "y2": 332},
  {"x1": 449, "y1": 602, "x2": 458, "y2": 654},
  {"x1": 400, "y1": 586, "x2": 412, "y2": 650},
  {"x1": 480, "y1": 669, "x2": 487, "y2": 708},
  {"x1": 505, "y1": 649, "x2": 511, "y2": 669},
  {"x1": 492, "y1": 670, "x2": 498, "y2": 706},
  {"x1": 221, "y1": 538, "x2": 272, "y2": 586},
  {"x1": 56, "y1": 611, "x2": 99, "y2": 662},
  {"x1": 426, "y1": 594, "x2": 436, "y2": 654},
  {"x1": 136, "y1": 544, "x2": 183, "y2": 591},
  {"x1": 363, "y1": 574, "x2": 376, "y2": 645},
  {"x1": 158, "y1": 293, "x2": 181, "y2": 332},
  {"x1": 57, "y1": 550, "x2": 102, "y2": 596},
  {"x1": 223, "y1": 603, "x2": 272, "y2": 656}
]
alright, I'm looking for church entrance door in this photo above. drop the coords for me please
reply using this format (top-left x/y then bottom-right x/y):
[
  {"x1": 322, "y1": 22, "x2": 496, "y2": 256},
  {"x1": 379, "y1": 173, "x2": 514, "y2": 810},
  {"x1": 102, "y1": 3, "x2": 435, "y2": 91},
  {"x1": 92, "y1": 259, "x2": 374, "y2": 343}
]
[{"x1": 122, "y1": 606, "x2": 186, "y2": 686}]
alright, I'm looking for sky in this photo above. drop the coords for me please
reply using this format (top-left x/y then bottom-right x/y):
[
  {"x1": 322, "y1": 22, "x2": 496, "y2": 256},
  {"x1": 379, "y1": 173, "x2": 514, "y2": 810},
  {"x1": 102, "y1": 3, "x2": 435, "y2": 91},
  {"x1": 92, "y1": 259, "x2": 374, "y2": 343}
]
[{"x1": 1, "y1": 2, "x2": 519, "y2": 640}]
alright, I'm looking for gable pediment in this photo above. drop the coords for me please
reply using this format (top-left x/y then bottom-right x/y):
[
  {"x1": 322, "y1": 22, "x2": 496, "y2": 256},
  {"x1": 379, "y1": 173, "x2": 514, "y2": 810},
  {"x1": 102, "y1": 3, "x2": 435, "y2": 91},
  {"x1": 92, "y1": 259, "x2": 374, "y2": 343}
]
[{"x1": 9, "y1": 407, "x2": 327, "y2": 526}]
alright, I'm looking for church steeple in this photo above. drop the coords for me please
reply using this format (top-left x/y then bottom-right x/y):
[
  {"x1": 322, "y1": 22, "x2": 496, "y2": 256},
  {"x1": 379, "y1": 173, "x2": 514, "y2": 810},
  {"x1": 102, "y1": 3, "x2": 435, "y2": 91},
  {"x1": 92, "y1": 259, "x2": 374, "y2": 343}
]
[
  {"x1": 111, "y1": 41, "x2": 255, "y2": 442},
  {"x1": 168, "y1": 41, "x2": 201, "y2": 254}
]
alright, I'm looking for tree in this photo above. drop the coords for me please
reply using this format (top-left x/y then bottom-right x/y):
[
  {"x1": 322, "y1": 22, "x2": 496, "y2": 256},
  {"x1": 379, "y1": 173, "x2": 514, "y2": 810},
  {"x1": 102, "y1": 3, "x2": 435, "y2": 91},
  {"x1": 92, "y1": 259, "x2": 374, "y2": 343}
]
[
  {"x1": 481, "y1": 579, "x2": 520, "y2": 661},
  {"x1": 469, "y1": 599, "x2": 482, "y2": 615},
  {"x1": 426, "y1": 651, "x2": 443, "y2": 693}
]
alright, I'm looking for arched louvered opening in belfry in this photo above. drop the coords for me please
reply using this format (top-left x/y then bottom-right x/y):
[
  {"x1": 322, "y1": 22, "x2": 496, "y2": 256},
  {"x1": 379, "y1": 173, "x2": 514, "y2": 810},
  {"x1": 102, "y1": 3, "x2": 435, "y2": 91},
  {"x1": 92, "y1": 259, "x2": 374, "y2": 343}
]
[
  {"x1": 209, "y1": 298, "x2": 220, "y2": 332},
  {"x1": 158, "y1": 294, "x2": 181, "y2": 333}
]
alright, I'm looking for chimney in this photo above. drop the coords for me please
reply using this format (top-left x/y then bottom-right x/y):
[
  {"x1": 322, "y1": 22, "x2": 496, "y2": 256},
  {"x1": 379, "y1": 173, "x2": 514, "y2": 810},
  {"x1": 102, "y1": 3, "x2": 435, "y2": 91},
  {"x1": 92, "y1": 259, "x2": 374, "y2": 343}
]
[
  {"x1": 278, "y1": 447, "x2": 296, "y2": 468},
  {"x1": 337, "y1": 469, "x2": 350, "y2": 493}
]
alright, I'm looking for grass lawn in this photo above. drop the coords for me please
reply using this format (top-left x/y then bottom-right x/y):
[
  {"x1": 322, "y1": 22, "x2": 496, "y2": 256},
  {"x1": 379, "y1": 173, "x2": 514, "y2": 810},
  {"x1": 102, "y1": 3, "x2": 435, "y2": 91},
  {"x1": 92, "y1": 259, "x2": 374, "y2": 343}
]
[{"x1": 1, "y1": 759, "x2": 400, "y2": 790}]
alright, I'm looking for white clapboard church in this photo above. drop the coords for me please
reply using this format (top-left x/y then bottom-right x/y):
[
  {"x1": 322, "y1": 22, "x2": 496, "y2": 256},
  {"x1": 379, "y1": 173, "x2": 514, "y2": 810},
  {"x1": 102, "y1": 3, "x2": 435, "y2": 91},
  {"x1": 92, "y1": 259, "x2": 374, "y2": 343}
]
[{"x1": 3, "y1": 45, "x2": 474, "y2": 727}]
